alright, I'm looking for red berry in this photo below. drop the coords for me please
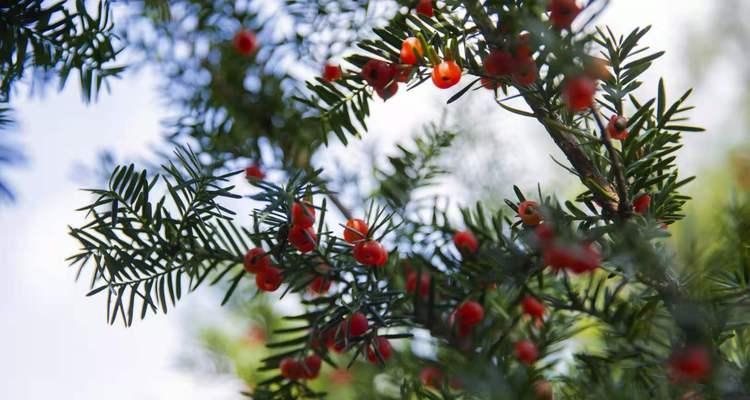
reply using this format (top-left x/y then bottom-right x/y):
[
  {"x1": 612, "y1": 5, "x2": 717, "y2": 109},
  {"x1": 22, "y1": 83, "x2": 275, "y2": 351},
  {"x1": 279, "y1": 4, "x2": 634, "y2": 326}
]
[
  {"x1": 514, "y1": 33, "x2": 533, "y2": 59},
  {"x1": 431, "y1": 60, "x2": 462, "y2": 89},
  {"x1": 233, "y1": 30, "x2": 257, "y2": 55},
  {"x1": 361, "y1": 59, "x2": 396, "y2": 89},
  {"x1": 420, "y1": 366, "x2": 443, "y2": 388},
  {"x1": 669, "y1": 346, "x2": 711, "y2": 383},
  {"x1": 480, "y1": 77, "x2": 502, "y2": 90},
  {"x1": 256, "y1": 265, "x2": 283, "y2": 292},
  {"x1": 394, "y1": 65, "x2": 414, "y2": 82},
  {"x1": 514, "y1": 339, "x2": 539, "y2": 365},
  {"x1": 455, "y1": 301, "x2": 484, "y2": 328},
  {"x1": 483, "y1": 50, "x2": 514, "y2": 76},
  {"x1": 569, "y1": 242, "x2": 601, "y2": 274},
  {"x1": 309, "y1": 275, "x2": 332, "y2": 295},
  {"x1": 323, "y1": 63, "x2": 342, "y2": 82},
  {"x1": 406, "y1": 271, "x2": 431, "y2": 298},
  {"x1": 415, "y1": 0, "x2": 433, "y2": 17},
  {"x1": 453, "y1": 230, "x2": 479, "y2": 253},
  {"x1": 288, "y1": 225, "x2": 317, "y2": 253},
  {"x1": 400, "y1": 37, "x2": 424, "y2": 65},
  {"x1": 343, "y1": 218, "x2": 369, "y2": 243},
  {"x1": 245, "y1": 164, "x2": 265, "y2": 180},
  {"x1": 366, "y1": 336, "x2": 392, "y2": 364},
  {"x1": 243, "y1": 247, "x2": 270, "y2": 274},
  {"x1": 375, "y1": 81, "x2": 399, "y2": 100},
  {"x1": 563, "y1": 76, "x2": 596, "y2": 112},
  {"x1": 607, "y1": 115, "x2": 629, "y2": 141},
  {"x1": 302, "y1": 354, "x2": 322, "y2": 379},
  {"x1": 534, "y1": 380, "x2": 554, "y2": 400},
  {"x1": 279, "y1": 357, "x2": 303, "y2": 380},
  {"x1": 512, "y1": 57, "x2": 538, "y2": 87},
  {"x1": 291, "y1": 201, "x2": 316, "y2": 228},
  {"x1": 548, "y1": 0, "x2": 582, "y2": 30},
  {"x1": 518, "y1": 200, "x2": 543, "y2": 226},
  {"x1": 534, "y1": 224, "x2": 556, "y2": 246},
  {"x1": 347, "y1": 312, "x2": 369, "y2": 337},
  {"x1": 521, "y1": 296, "x2": 545, "y2": 318},
  {"x1": 353, "y1": 240, "x2": 388, "y2": 267},
  {"x1": 633, "y1": 193, "x2": 651, "y2": 215}
]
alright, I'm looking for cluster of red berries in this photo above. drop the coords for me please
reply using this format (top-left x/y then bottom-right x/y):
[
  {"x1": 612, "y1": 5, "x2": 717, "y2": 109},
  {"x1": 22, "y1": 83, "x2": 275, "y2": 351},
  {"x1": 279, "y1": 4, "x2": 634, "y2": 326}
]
[
  {"x1": 244, "y1": 247, "x2": 283, "y2": 292},
  {"x1": 482, "y1": 34, "x2": 537, "y2": 88},
  {"x1": 548, "y1": 0, "x2": 582, "y2": 30},
  {"x1": 536, "y1": 224, "x2": 601, "y2": 274},
  {"x1": 288, "y1": 201, "x2": 318, "y2": 253},
  {"x1": 233, "y1": 30, "x2": 257, "y2": 55},
  {"x1": 313, "y1": 312, "x2": 394, "y2": 365},
  {"x1": 361, "y1": 59, "x2": 403, "y2": 100},
  {"x1": 518, "y1": 200, "x2": 543, "y2": 226},
  {"x1": 279, "y1": 354, "x2": 322, "y2": 380},
  {"x1": 419, "y1": 367, "x2": 463, "y2": 390},
  {"x1": 344, "y1": 218, "x2": 389, "y2": 267}
]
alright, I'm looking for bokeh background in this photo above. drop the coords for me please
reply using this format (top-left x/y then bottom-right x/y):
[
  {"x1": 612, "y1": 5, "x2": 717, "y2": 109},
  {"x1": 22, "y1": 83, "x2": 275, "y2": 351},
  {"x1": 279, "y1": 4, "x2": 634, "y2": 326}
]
[{"x1": 1, "y1": 0, "x2": 748, "y2": 398}]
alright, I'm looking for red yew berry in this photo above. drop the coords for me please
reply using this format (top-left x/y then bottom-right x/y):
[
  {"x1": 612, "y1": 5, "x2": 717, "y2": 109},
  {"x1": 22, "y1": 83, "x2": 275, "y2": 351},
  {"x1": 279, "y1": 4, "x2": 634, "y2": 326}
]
[
  {"x1": 302, "y1": 354, "x2": 322, "y2": 379},
  {"x1": 534, "y1": 380, "x2": 554, "y2": 400},
  {"x1": 288, "y1": 225, "x2": 317, "y2": 253},
  {"x1": 420, "y1": 366, "x2": 443, "y2": 388},
  {"x1": 400, "y1": 37, "x2": 424, "y2": 65},
  {"x1": 521, "y1": 296, "x2": 545, "y2": 319},
  {"x1": 343, "y1": 218, "x2": 369, "y2": 243},
  {"x1": 376, "y1": 81, "x2": 399, "y2": 100},
  {"x1": 483, "y1": 50, "x2": 514, "y2": 76},
  {"x1": 633, "y1": 193, "x2": 651, "y2": 215},
  {"x1": 569, "y1": 242, "x2": 601, "y2": 274},
  {"x1": 518, "y1": 200, "x2": 543, "y2": 226},
  {"x1": 512, "y1": 57, "x2": 538, "y2": 87},
  {"x1": 395, "y1": 65, "x2": 413, "y2": 82},
  {"x1": 514, "y1": 339, "x2": 539, "y2": 365},
  {"x1": 291, "y1": 202, "x2": 316, "y2": 228},
  {"x1": 243, "y1": 247, "x2": 270, "y2": 274},
  {"x1": 361, "y1": 59, "x2": 396, "y2": 89},
  {"x1": 415, "y1": 0, "x2": 433, "y2": 17},
  {"x1": 548, "y1": 0, "x2": 582, "y2": 30},
  {"x1": 256, "y1": 265, "x2": 283, "y2": 292},
  {"x1": 309, "y1": 275, "x2": 332, "y2": 295},
  {"x1": 406, "y1": 271, "x2": 431, "y2": 298},
  {"x1": 607, "y1": 115, "x2": 629, "y2": 141},
  {"x1": 233, "y1": 30, "x2": 257, "y2": 55},
  {"x1": 480, "y1": 77, "x2": 502, "y2": 90},
  {"x1": 353, "y1": 240, "x2": 388, "y2": 266},
  {"x1": 514, "y1": 33, "x2": 533, "y2": 59},
  {"x1": 455, "y1": 301, "x2": 484, "y2": 328},
  {"x1": 245, "y1": 164, "x2": 264, "y2": 180},
  {"x1": 280, "y1": 357, "x2": 303, "y2": 380},
  {"x1": 431, "y1": 60, "x2": 462, "y2": 89},
  {"x1": 563, "y1": 76, "x2": 597, "y2": 112},
  {"x1": 366, "y1": 336, "x2": 393, "y2": 364},
  {"x1": 669, "y1": 346, "x2": 711, "y2": 383},
  {"x1": 347, "y1": 312, "x2": 369, "y2": 337},
  {"x1": 323, "y1": 63, "x2": 342, "y2": 82},
  {"x1": 534, "y1": 224, "x2": 556, "y2": 246},
  {"x1": 453, "y1": 230, "x2": 479, "y2": 253}
]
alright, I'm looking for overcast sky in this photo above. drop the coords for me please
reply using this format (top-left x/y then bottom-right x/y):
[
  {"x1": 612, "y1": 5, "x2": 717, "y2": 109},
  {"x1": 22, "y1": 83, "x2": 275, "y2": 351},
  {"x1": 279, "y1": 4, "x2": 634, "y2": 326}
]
[{"x1": 0, "y1": 1, "x2": 737, "y2": 399}]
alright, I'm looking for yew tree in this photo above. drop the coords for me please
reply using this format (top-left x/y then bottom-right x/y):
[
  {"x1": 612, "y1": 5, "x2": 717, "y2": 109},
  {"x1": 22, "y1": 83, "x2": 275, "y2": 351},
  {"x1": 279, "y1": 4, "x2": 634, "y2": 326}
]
[{"x1": 62, "y1": 0, "x2": 750, "y2": 399}]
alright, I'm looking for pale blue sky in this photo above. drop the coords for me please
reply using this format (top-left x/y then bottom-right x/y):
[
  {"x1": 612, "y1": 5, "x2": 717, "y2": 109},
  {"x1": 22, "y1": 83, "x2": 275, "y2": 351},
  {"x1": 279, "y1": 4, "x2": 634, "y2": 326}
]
[{"x1": 0, "y1": 1, "x2": 739, "y2": 398}]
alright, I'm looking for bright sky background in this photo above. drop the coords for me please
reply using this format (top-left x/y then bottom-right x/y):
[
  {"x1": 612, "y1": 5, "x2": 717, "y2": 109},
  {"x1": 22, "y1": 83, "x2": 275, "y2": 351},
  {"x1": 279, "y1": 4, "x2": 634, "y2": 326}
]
[{"x1": 0, "y1": 1, "x2": 740, "y2": 398}]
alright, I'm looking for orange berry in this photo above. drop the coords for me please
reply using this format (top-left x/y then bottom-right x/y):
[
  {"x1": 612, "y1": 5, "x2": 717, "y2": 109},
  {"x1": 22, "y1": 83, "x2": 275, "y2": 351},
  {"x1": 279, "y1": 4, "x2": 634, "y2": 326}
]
[
  {"x1": 243, "y1": 247, "x2": 270, "y2": 274},
  {"x1": 518, "y1": 200, "x2": 543, "y2": 226},
  {"x1": 353, "y1": 240, "x2": 388, "y2": 266},
  {"x1": 288, "y1": 225, "x2": 317, "y2": 253},
  {"x1": 343, "y1": 218, "x2": 369, "y2": 243},
  {"x1": 400, "y1": 37, "x2": 424, "y2": 65},
  {"x1": 431, "y1": 60, "x2": 462, "y2": 89},
  {"x1": 291, "y1": 201, "x2": 315, "y2": 228},
  {"x1": 607, "y1": 115, "x2": 629, "y2": 141}
]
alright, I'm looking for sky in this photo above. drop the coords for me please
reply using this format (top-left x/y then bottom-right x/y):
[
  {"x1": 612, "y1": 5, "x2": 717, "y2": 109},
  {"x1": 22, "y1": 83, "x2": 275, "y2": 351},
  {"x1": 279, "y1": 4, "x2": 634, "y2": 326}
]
[{"x1": 0, "y1": 1, "x2": 738, "y2": 399}]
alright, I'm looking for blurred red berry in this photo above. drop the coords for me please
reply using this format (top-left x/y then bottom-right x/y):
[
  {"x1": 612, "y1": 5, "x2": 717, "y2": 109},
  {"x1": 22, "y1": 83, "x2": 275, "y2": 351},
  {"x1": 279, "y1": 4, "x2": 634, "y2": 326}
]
[
  {"x1": 366, "y1": 336, "x2": 392, "y2": 364},
  {"x1": 415, "y1": 0, "x2": 433, "y2": 17},
  {"x1": 233, "y1": 30, "x2": 257, "y2": 55},
  {"x1": 432, "y1": 60, "x2": 462, "y2": 89},
  {"x1": 455, "y1": 301, "x2": 484, "y2": 328},
  {"x1": 376, "y1": 81, "x2": 399, "y2": 100},
  {"x1": 607, "y1": 115, "x2": 629, "y2": 141},
  {"x1": 534, "y1": 380, "x2": 554, "y2": 400},
  {"x1": 280, "y1": 357, "x2": 303, "y2": 380},
  {"x1": 243, "y1": 247, "x2": 270, "y2": 274},
  {"x1": 245, "y1": 164, "x2": 264, "y2": 180},
  {"x1": 480, "y1": 77, "x2": 502, "y2": 90},
  {"x1": 483, "y1": 50, "x2": 514, "y2": 76},
  {"x1": 353, "y1": 240, "x2": 388, "y2": 266},
  {"x1": 420, "y1": 366, "x2": 443, "y2": 388},
  {"x1": 362, "y1": 59, "x2": 396, "y2": 89},
  {"x1": 256, "y1": 265, "x2": 283, "y2": 292},
  {"x1": 309, "y1": 275, "x2": 332, "y2": 295},
  {"x1": 343, "y1": 218, "x2": 369, "y2": 243},
  {"x1": 302, "y1": 354, "x2": 322, "y2": 379},
  {"x1": 512, "y1": 57, "x2": 538, "y2": 87},
  {"x1": 669, "y1": 346, "x2": 711, "y2": 383},
  {"x1": 400, "y1": 37, "x2": 424, "y2": 65},
  {"x1": 521, "y1": 296, "x2": 545, "y2": 319},
  {"x1": 518, "y1": 200, "x2": 543, "y2": 226},
  {"x1": 514, "y1": 339, "x2": 539, "y2": 365},
  {"x1": 453, "y1": 230, "x2": 479, "y2": 253},
  {"x1": 548, "y1": 0, "x2": 582, "y2": 30},
  {"x1": 291, "y1": 202, "x2": 316, "y2": 228},
  {"x1": 535, "y1": 224, "x2": 556, "y2": 246},
  {"x1": 323, "y1": 63, "x2": 342, "y2": 82},
  {"x1": 288, "y1": 225, "x2": 317, "y2": 253},
  {"x1": 406, "y1": 271, "x2": 431, "y2": 298},
  {"x1": 563, "y1": 76, "x2": 597, "y2": 112},
  {"x1": 633, "y1": 193, "x2": 651, "y2": 215},
  {"x1": 348, "y1": 312, "x2": 369, "y2": 337}
]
